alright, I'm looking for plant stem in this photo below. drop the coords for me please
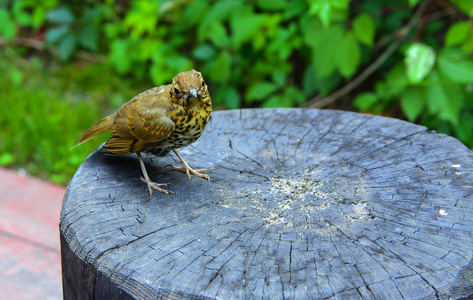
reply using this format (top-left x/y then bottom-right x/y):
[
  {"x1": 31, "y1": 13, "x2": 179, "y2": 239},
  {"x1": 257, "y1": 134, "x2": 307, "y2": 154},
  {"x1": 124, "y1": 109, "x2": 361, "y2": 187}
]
[{"x1": 305, "y1": 1, "x2": 430, "y2": 109}]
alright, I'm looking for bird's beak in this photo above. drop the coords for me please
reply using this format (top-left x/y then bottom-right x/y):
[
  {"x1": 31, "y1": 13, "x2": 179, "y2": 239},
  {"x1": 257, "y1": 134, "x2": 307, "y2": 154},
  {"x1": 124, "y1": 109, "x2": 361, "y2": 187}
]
[{"x1": 189, "y1": 87, "x2": 198, "y2": 98}]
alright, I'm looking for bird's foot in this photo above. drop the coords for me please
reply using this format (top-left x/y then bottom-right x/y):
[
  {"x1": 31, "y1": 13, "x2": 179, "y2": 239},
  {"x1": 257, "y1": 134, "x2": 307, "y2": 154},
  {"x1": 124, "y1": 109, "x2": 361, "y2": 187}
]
[
  {"x1": 170, "y1": 150, "x2": 211, "y2": 181},
  {"x1": 168, "y1": 164, "x2": 210, "y2": 181},
  {"x1": 140, "y1": 177, "x2": 174, "y2": 196}
]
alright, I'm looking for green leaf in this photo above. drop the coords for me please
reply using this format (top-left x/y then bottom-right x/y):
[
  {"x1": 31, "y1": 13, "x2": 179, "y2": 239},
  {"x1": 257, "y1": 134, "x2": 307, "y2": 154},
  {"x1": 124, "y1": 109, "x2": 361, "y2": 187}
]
[
  {"x1": 437, "y1": 72, "x2": 464, "y2": 125},
  {"x1": 335, "y1": 32, "x2": 361, "y2": 78},
  {"x1": 47, "y1": 7, "x2": 75, "y2": 23},
  {"x1": 176, "y1": 0, "x2": 208, "y2": 31},
  {"x1": 50, "y1": 173, "x2": 66, "y2": 184},
  {"x1": 452, "y1": 0, "x2": 473, "y2": 16},
  {"x1": 31, "y1": 7, "x2": 47, "y2": 29},
  {"x1": 57, "y1": 34, "x2": 77, "y2": 61},
  {"x1": 311, "y1": 25, "x2": 344, "y2": 78},
  {"x1": 425, "y1": 72, "x2": 448, "y2": 115},
  {"x1": 284, "y1": 86, "x2": 305, "y2": 105},
  {"x1": 401, "y1": 87, "x2": 424, "y2": 121},
  {"x1": 384, "y1": 63, "x2": 408, "y2": 98},
  {"x1": 78, "y1": 25, "x2": 99, "y2": 51},
  {"x1": 352, "y1": 13, "x2": 375, "y2": 46},
  {"x1": 284, "y1": 0, "x2": 308, "y2": 20},
  {"x1": 45, "y1": 25, "x2": 69, "y2": 44},
  {"x1": 219, "y1": 87, "x2": 241, "y2": 109},
  {"x1": 137, "y1": 38, "x2": 160, "y2": 60},
  {"x1": 108, "y1": 39, "x2": 131, "y2": 74},
  {"x1": 353, "y1": 93, "x2": 377, "y2": 110},
  {"x1": 12, "y1": 1, "x2": 31, "y2": 26},
  {"x1": 311, "y1": 72, "x2": 341, "y2": 96},
  {"x1": 257, "y1": 0, "x2": 288, "y2": 10},
  {"x1": 309, "y1": 1, "x2": 332, "y2": 27},
  {"x1": 301, "y1": 15, "x2": 322, "y2": 47},
  {"x1": 150, "y1": 48, "x2": 193, "y2": 85},
  {"x1": 456, "y1": 114, "x2": 473, "y2": 143},
  {"x1": 208, "y1": 21, "x2": 229, "y2": 49},
  {"x1": 230, "y1": 9, "x2": 264, "y2": 47},
  {"x1": 445, "y1": 21, "x2": 470, "y2": 46},
  {"x1": 265, "y1": 26, "x2": 295, "y2": 60},
  {"x1": 272, "y1": 70, "x2": 286, "y2": 86},
  {"x1": 247, "y1": 82, "x2": 278, "y2": 101},
  {"x1": 424, "y1": 70, "x2": 462, "y2": 125},
  {"x1": 79, "y1": 9, "x2": 102, "y2": 51},
  {"x1": 404, "y1": 43, "x2": 436, "y2": 84},
  {"x1": 197, "y1": 0, "x2": 242, "y2": 41},
  {"x1": 0, "y1": 153, "x2": 15, "y2": 166},
  {"x1": 263, "y1": 94, "x2": 287, "y2": 108},
  {"x1": 408, "y1": 0, "x2": 422, "y2": 6},
  {"x1": 69, "y1": 154, "x2": 83, "y2": 166},
  {"x1": 462, "y1": 34, "x2": 473, "y2": 52},
  {"x1": 208, "y1": 51, "x2": 232, "y2": 82},
  {"x1": 124, "y1": 1, "x2": 160, "y2": 37},
  {"x1": 303, "y1": 65, "x2": 317, "y2": 95},
  {"x1": 252, "y1": 31, "x2": 266, "y2": 50},
  {"x1": 81, "y1": 7, "x2": 102, "y2": 25},
  {"x1": 437, "y1": 49, "x2": 473, "y2": 83},
  {"x1": 308, "y1": 0, "x2": 349, "y2": 27},
  {"x1": 192, "y1": 44, "x2": 216, "y2": 61},
  {"x1": 0, "y1": 9, "x2": 16, "y2": 40},
  {"x1": 205, "y1": 0, "x2": 242, "y2": 22},
  {"x1": 10, "y1": 69, "x2": 23, "y2": 88}
]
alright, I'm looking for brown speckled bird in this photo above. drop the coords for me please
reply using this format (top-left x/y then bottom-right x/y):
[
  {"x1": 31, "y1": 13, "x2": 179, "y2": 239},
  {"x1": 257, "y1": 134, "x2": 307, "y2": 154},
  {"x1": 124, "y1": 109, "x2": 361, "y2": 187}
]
[{"x1": 73, "y1": 70, "x2": 212, "y2": 195}]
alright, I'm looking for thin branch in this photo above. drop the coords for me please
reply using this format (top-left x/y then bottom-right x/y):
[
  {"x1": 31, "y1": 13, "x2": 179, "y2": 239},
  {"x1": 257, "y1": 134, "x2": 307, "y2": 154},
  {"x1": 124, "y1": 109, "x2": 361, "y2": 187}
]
[
  {"x1": 305, "y1": 1, "x2": 430, "y2": 109},
  {"x1": 426, "y1": 5, "x2": 458, "y2": 22}
]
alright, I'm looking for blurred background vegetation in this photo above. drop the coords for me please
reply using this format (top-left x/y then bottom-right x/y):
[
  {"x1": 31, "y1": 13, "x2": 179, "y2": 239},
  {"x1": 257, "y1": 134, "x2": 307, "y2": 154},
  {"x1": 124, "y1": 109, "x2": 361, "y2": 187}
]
[{"x1": 0, "y1": 0, "x2": 472, "y2": 185}]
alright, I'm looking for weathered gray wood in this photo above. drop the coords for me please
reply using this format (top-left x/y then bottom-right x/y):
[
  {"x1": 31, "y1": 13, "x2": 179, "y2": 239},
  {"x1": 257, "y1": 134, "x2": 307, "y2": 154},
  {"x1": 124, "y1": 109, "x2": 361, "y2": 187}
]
[{"x1": 61, "y1": 108, "x2": 473, "y2": 299}]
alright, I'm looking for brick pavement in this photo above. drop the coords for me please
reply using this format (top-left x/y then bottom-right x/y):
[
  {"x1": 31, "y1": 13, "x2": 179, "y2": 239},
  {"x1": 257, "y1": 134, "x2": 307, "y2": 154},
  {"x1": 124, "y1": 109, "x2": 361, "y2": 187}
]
[{"x1": 0, "y1": 168, "x2": 64, "y2": 299}]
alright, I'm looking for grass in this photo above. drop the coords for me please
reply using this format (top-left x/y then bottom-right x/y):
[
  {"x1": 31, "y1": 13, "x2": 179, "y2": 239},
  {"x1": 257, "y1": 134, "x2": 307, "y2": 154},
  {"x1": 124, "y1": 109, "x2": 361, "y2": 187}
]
[{"x1": 0, "y1": 48, "x2": 151, "y2": 185}]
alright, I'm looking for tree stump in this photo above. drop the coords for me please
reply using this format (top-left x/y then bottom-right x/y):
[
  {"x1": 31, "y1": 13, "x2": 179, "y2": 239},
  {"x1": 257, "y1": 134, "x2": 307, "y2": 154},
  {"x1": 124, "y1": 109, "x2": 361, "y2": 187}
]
[{"x1": 60, "y1": 108, "x2": 473, "y2": 299}]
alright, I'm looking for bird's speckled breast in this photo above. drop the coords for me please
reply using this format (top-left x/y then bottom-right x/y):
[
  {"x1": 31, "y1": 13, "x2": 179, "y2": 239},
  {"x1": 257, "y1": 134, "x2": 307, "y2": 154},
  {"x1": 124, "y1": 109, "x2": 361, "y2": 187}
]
[{"x1": 147, "y1": 103, "x2": 211, "y2": 157}]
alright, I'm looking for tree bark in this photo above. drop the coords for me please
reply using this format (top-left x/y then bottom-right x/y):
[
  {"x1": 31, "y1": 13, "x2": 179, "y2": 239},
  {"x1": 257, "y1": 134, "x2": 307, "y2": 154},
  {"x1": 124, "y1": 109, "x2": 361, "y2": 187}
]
[{"x1": 61, "y1": 108, "x2": 473, "y2": 299}]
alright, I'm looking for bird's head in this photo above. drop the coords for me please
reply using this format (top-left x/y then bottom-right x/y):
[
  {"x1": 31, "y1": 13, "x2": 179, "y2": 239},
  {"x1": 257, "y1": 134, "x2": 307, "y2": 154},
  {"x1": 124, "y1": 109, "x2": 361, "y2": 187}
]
[{"x1": 170, "y1": 70, "x2": 210, "y2": 106}]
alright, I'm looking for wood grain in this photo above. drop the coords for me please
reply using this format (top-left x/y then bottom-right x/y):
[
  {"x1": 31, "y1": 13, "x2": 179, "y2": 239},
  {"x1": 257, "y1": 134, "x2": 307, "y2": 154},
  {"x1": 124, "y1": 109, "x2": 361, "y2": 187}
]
[{"x1": 61, "y1": 108, "x2": 473, "y2": 299}]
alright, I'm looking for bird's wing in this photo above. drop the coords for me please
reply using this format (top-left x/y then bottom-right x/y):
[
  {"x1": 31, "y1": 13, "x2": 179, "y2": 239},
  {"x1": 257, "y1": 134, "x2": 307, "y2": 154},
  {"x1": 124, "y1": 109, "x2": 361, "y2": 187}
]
[{"x1": 101, "y1": 91, "x2": 175, "y2": 155}]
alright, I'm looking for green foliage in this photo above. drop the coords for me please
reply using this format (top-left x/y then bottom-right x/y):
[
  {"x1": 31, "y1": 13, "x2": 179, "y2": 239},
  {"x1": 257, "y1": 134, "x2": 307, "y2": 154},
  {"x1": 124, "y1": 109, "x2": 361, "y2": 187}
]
[
  {"x1": 95, "y1": 0, "x2": 361, "y2": 108},
  {"x1": 0, "y1": 51, "x2": 147, "y2": 184},
  {"x1": 351, "y1": 1, "x2": 473, "y2": 148},
  {"x1": 1, "y1": 0, "x2": 473, "y2": 184},
  {"x1": 5, "y1": 0, "x2": 471, "y2": 112},
  {"x1": 365, "y1": 43, "x2": 473, "y2": 131},
  {"x1": 0, "y1": 0, "x2": 58, "y2": 39},
  {"x1": 45, "y1": 6, "x2": 104, "y2": 60}
]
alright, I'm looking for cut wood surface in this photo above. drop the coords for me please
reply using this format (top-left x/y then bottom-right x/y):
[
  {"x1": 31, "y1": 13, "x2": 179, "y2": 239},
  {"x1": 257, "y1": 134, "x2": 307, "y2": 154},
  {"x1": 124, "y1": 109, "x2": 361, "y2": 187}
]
[{"x1": 60, "y1": 108, "x2": 473, "y2": 299}]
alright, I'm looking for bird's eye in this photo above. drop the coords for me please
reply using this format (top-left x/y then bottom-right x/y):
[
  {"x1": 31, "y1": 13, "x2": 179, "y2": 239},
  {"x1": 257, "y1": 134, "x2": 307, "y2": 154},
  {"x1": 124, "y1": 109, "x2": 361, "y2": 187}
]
[
  {"x1": 173, "y1": 87, "x2": 180, "y2": 94},
  {"x1": 202, "y1": 80, "x2": 207, "y2": 87}
]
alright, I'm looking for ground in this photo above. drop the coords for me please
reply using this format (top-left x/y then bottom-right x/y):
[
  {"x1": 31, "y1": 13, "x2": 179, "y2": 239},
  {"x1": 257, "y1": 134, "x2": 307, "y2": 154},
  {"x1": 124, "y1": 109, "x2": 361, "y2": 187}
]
[{"x1": 0, "y1": 168, "x2": 64, "y2": 299}]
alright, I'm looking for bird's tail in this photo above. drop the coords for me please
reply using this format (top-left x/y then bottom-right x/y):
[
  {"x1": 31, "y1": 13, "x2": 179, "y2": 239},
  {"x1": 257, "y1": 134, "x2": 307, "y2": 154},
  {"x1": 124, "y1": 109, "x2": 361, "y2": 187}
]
[{"x1": 72, "y1": 115, "x2": 114, "y2": 147}]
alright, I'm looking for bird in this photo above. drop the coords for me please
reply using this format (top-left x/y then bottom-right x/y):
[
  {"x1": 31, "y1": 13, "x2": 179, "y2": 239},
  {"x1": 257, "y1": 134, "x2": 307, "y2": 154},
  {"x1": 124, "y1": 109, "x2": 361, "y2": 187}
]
[{"x1": 73, "y1": 70, "x2": 212, "y2": 195}]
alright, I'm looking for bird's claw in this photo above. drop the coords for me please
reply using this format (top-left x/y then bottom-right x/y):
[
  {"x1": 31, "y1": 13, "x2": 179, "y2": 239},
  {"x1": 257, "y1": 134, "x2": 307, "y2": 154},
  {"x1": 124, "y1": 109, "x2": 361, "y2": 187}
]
[
  {"x1": 167, "y1": 165, "x2": 210, "y2": 181},
  {"x1": 140, "y1": 177, "x2": 174, "y2": 195}
]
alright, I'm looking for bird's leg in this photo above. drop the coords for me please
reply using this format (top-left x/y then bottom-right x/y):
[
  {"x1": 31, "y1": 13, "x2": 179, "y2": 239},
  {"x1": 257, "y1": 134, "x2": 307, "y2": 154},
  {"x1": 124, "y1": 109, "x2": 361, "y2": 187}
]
[
  {"x1": 137, "y1": 153, "x2": 173, "y2": 195},
  {"x1": 169, "y1": 150, "x2": 210, "y2": 181}
]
